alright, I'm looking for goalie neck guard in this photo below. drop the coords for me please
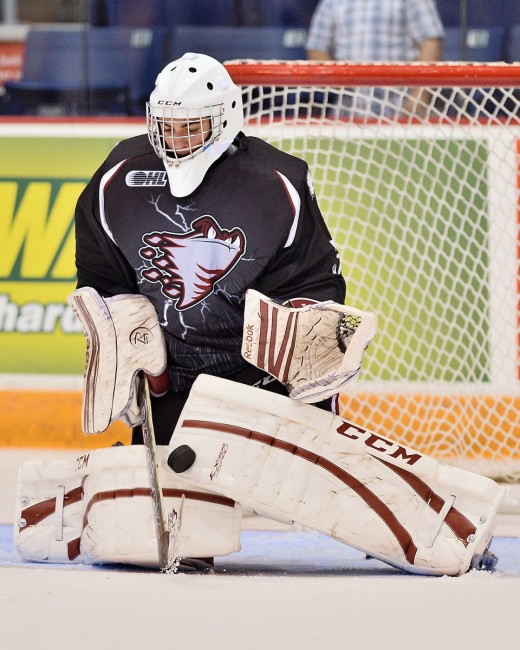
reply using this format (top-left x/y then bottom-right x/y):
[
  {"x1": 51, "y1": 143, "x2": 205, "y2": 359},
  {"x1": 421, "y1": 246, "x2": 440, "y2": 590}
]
[{"x1": 146, "y1": 52, "x2": 244, "y2": 198}]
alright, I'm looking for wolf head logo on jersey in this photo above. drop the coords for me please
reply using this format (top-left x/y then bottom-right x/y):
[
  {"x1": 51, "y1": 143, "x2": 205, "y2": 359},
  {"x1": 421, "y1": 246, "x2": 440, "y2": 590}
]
[{"x1": 139, "y1": 215, "x2": 246, "y2": 310}]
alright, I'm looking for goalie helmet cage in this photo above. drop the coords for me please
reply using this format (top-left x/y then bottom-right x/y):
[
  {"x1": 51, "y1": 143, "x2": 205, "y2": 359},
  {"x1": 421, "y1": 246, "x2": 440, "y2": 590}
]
[{"x1": 226, "y1": 60, "x2": 520, "y2": 485}]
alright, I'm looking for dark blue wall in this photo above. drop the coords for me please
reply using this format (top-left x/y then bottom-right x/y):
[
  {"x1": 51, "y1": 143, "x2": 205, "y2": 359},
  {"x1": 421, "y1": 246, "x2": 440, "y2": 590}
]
[{"x1": 436, "y1": 0, "x2": 520, "y2": 28}]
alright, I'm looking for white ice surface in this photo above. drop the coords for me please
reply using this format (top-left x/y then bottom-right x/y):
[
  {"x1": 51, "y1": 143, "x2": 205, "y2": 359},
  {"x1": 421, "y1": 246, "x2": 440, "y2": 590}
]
[{"x1": 1, "y1": 448, "x2": 519, "y2": 650}]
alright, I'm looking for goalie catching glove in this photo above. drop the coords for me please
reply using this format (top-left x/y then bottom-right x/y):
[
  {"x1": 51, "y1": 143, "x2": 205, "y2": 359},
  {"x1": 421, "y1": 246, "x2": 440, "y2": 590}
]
[
  {"x1": 68, "y1": 287, "x2": 167, "y2": 434},
  {"x1": 242, "y1": 289, "x2": 377, "y2": 402}
]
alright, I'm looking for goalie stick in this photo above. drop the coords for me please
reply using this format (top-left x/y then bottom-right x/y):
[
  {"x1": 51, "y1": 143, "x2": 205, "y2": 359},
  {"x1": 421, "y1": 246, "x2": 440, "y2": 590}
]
[{"x1": 137, "y1": 371, "x2": 183, "y2": 573}]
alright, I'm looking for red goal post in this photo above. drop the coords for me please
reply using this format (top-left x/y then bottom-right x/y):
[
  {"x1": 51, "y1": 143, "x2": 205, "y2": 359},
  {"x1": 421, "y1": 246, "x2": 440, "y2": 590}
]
[{"x1": 225, "y1": 61, "x2": 520, "y2": 484}]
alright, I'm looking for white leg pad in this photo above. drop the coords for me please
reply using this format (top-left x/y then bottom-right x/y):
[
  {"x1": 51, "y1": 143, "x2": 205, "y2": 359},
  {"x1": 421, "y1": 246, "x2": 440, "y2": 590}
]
[
  {"x1": 15, "y1": 446, "x2": 242, "y2": 568},
  {"x1": 168, "y1": 375, "x2": 504, "y2": 576}
]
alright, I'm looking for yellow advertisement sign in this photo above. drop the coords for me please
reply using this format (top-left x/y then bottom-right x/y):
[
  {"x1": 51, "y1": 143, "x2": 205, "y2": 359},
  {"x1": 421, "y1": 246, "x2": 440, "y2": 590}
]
[
  {"x1": 0, "y1": 130, "x2": 135, "y2": 374},
  {"x1": 0, "y1": 124, "x2": 143, "y2": 446}
]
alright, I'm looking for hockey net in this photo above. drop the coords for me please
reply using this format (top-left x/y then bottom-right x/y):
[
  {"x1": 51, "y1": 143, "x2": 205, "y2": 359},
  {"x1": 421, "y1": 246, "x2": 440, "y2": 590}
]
[{"x1": 226, "y1": 61, "x2": 520, "y2": 484}]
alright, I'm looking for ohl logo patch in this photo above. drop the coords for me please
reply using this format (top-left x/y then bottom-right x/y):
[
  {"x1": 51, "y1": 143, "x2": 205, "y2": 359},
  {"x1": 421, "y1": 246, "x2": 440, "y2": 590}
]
[
  {"x1": 139, "y1": 215, "x2": 246, "y2": 310},
  {"x1": 125, "y1": 171, "x2": 167, "y2": 186}
]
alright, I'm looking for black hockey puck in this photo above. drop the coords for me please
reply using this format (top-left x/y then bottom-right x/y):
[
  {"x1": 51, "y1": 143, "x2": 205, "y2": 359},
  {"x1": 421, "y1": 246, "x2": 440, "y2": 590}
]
[{"x1": 167, "y1": 444, "x2": 196, "y2": 473}]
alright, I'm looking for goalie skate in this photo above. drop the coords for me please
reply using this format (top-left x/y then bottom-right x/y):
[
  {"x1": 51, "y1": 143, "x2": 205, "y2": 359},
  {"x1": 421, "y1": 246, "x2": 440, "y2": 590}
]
[{"x1": 470, "y1": 546, "x2": 498, "y2": 572}]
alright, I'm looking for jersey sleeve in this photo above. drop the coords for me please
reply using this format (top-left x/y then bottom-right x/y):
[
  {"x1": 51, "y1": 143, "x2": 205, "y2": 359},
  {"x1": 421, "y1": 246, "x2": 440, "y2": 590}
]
[
  {"x1": 253, "y1": 165, "x2": 346, "y2": 305},
  {"x1": 74, "y1": 162, "x2": 138, "y2": 296},
  {"x1": 306, "y1": 0, "x2": 335, "y2": 54},
  {"x1": 406, "y1": 0, "x2": 445, "y2": 43}
]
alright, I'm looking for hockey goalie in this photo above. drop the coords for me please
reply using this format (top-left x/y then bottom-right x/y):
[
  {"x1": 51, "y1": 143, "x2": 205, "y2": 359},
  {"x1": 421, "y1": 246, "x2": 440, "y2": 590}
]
[{"x1": 14, "y1": 289, "x2": 503, "y2": 576}]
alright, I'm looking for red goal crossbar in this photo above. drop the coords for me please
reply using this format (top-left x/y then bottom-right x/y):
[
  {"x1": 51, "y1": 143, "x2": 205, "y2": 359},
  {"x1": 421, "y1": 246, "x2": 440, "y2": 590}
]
[{"x1": 225, "y1": 61, "x2": 520, "y2": 87}]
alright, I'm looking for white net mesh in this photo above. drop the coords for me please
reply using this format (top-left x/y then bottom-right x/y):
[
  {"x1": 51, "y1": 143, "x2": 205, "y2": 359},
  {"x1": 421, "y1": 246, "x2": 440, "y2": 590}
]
[{"x1": 228, "y1": 62, "x2": 520, "y2": 481}]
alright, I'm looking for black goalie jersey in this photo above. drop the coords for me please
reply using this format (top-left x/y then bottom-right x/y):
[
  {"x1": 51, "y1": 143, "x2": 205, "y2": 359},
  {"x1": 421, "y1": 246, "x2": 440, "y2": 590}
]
[{"x1": 74, "y1": 132, "x2": 346, "y2": 391}]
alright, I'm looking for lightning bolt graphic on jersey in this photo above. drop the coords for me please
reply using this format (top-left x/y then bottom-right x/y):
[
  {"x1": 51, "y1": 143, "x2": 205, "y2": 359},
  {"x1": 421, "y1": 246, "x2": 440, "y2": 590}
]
[{"x1": 139, "y1": 215, "x2": 246, "y2": 310}]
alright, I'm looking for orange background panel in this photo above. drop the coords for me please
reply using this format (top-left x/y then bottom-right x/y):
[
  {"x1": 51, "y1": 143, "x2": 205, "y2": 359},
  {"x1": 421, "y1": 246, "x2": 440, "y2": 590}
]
[
  {"x1": 2, "y1": 389, "x2": 520, "y2": 464},
  {"x1": 0, "y1": 390, "x2": 131, "y2": 448},
  {"x1": 340, "y1": 393, "x2": 520, "y2": 461}
]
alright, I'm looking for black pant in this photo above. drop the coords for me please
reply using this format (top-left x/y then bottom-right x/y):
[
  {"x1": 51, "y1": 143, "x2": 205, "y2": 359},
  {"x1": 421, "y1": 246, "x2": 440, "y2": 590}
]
[{"x1": 132, "y1": 366, "x2": 334, "y2": 445}]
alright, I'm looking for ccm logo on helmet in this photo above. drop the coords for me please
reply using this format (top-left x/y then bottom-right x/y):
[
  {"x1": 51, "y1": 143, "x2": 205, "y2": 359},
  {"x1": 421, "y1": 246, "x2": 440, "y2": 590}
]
[{"x1": 157, "y1": 100, "x2": 182, "y2": 106}]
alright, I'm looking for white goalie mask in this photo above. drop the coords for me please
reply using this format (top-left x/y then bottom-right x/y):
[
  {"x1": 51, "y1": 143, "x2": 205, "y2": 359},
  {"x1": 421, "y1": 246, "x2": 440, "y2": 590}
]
[{"x1": 147, "y1": 52, "x2": 244, "y2": 197}]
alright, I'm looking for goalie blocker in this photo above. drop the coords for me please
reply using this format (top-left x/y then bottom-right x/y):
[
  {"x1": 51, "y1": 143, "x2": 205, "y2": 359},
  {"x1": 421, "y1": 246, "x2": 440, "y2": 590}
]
[
  {"x1": 15, "y1": 376, "x2": 503, "y2": 576},
  {"x1": 68, "y1": 287, "x2": 167, "y2": 434}
]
